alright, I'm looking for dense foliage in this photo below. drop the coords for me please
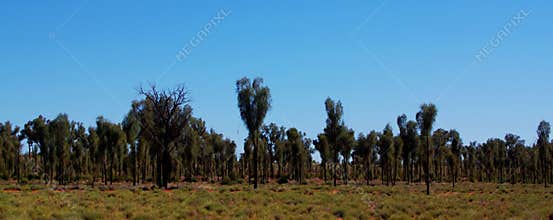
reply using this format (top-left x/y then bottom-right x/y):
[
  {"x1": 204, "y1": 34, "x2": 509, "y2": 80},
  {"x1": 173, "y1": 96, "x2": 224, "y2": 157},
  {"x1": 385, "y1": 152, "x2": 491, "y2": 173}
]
[{"x1": 1, "y1": 78, "x2": 552, "y2": 194}]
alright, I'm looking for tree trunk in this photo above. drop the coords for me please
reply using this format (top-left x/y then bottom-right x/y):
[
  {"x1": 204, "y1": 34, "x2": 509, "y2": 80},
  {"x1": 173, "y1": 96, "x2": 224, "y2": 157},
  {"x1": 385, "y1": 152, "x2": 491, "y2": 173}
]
[
  {"x1": 156, "y1": 154, "x2": 162, "y2": 188},
  {"x1": 381, "y1": 161, "x2": 385, "y2": 185},
  {"x1": 426, "y1": 135, "x2": 430, "y2": 195},
  {"x1": 132, "y1": 144, "x2": 137, "y2": 186},
  {"x1": 103, "y1": 159, "x2": 107, "y2": 185},
  {"x1": 253, "y1": 133, "x2": 259, "y2": 189},
  {"x1": 270, "y1": 151, "x2": 274, "y2": 179},
  {"x1": 343, "y1": 160, "x2": 348, "y2": 185},
  {"x1": 333, "y1": 162, "x2": 337, "y2": 187},
  {"x1": 323, "y1": 161, "x2": 327, "y2": 183},
  {"x1": 366, "y1": 162, "x2": 370, "y2": 185},
  {"x1": 162, "y1": 150, "x2": 171, "y2": 189},
  {"x1": 542, "y1": 159, "x2": 547, "y2": 188},
  {"x1": 277, "y1": 160, "x2": 282, "y2": 178}
]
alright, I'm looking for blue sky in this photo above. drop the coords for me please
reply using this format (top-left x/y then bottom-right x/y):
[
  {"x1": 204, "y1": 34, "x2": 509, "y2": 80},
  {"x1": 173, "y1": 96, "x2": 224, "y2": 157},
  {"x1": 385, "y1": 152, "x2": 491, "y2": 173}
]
[{"x1": 1, "y1": 1, "x2": 552, "y2": 157}]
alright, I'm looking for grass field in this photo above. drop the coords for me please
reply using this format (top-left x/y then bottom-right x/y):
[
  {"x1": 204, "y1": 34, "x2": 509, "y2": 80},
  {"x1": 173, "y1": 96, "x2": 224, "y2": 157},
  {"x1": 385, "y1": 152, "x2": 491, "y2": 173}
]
[{"x1": 1, "y1": 181, "x2": 552, "y2": 219}]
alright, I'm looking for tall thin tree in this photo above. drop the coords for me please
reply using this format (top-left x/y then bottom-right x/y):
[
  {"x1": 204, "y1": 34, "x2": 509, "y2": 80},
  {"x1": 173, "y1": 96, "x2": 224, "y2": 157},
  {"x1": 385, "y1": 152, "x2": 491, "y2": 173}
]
[
  {"x1": 417, "y1": 103, "x2": 438, "y2": 195},
  {"x1": 236, "y1": 77, "x2": 271, "y2": 189},
  {"x1": 324, "y1": 98, "x2": 344, "y2": 186},
  {"x1": 537, "y1": 120, "x2": 550, "y2": 187}
]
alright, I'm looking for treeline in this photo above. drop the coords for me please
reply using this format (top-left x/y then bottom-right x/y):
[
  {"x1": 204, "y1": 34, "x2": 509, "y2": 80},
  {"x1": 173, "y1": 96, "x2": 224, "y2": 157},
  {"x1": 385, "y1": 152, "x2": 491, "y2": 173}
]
[
  {"x1": 0, "y1": 77, "x2": 552, "y2": 194},
  {"x1": 0, "y1": 86, "x2": 238, "y2": 188}
]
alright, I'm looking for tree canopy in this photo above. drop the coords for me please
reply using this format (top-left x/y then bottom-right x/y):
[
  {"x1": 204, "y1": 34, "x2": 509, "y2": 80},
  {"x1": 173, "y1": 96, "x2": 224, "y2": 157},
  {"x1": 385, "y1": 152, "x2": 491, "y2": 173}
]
[{"x1": 0, "y1": 78, "x2": 552, "y2": 195}]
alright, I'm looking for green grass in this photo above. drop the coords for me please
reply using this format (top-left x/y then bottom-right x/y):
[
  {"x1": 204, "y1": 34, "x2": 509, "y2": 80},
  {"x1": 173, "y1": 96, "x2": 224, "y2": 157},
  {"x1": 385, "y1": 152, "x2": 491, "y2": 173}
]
[{"x1": 0, "y1": 182, "x2": 552, "y2": 219}]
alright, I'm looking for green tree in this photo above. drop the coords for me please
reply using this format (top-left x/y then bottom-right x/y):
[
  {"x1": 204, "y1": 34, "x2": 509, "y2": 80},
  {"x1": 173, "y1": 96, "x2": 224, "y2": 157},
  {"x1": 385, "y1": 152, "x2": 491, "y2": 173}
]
[
  {"x1": 200, "y1": 130, "x2": 215, "y2": 181},
  {"x1": 353, "y1": 131, "x2": 377, "y2": 185},
  {"x1": 417, "y1": 103, "x2": 438, "y2": 195},
  {"x1": 432, "y1": 129, "x2": 448, "y2": 182},
  {"x1": 303, "y1": 135, "x2": 313, "y2": 180},
  {"x1": 367, "y1": 131, "x2": 378, "y2": 184},
  {"x1": 86, "y1": 127, "x2": 100, "y2": 187},
  {"x1": 242, "y1": 137, "x2": 253, "y2": 181},
  {"x1": 273, "y1": 126, "x2": 287, "y2": 178},
  {"x1": 481, "y1": 139, "x2": 497, "y2": 182},
  {"x1": 494, "y1": 138, "x2": 507, "y2": 183},
  {"x1": 465, "y1": 142, "x2": 477, "y2": 182},
  {"x1": 314, "y1": 134, "x2": 330, "y2": 182},
  {"x1": 379, "y1": 124, "x2": 394, "y2": 186},
  {"x1": 181, "y1": 117, "x2": 204, "y2": 182},
  {"x1": 21, "y1": 116, "x2": 48, "y2": 181},
  {"x1": 122, "y1": 103, "x2": 141, "y2": 186},
  {"x1": 0, "y1": 121, "x2": 22, "y2": 181},
  {"x1": 505, "y1": 134, "x2": 525, "y2": 184},
  {"x1": 236, "y1": 77, "x2": 271, "y2": 189},
  {"x1": 70, "y1": 122, "x2": 87, "y2": 181},
  {"x1": 338, "y1": 127, "x2": 354, "y2": 185},
  {"x1": 392, "y1": 135, "x2": 403, "y2": 185},
  {"x1": 49, "y1": 114, "x2": 71, "y2": 185},
  {"x1": 323, "y1": 98, "x2": 344, "y2": 186},
  {"x1": 96, "y1": 117, "x2": 126, "y2": 185},
  {"x1": 448, "y1": 129, "x2": 462, "y2": 188},
  {"x1": 397, "y1": 114, "x2": 409, "y2": 182},
  {"x1": 286, "y1": 128, "x2": 306, "y2": 184},
  {"x1": 262, "y1": 123, "x2": 282, "y2": 179},
  {"x1": 537, "y1": 120, "x2": 550, "y2": 187},
  {"x1": 405, "y1": 120, "x2": 419, "y2": 183},
  {"x1": 221, "y1": 139, "x2": 237, "y2": 181}
]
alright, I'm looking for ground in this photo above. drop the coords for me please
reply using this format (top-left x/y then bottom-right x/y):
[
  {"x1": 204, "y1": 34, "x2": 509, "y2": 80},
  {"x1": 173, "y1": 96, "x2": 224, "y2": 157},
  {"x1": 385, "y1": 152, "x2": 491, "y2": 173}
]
[{"x1": 0, "y1": 181, "x2": 552, "y2": 219}]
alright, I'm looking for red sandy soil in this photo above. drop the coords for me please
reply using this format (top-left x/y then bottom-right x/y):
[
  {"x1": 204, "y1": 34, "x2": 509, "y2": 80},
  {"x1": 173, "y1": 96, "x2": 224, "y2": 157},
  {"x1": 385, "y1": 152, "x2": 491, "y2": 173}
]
[
  {"x1": 309, "y1": 178, "x2": 324, "y2": 184},
  {"x1": 3, "y1": 189, "x2": 21, "y2": 193}
]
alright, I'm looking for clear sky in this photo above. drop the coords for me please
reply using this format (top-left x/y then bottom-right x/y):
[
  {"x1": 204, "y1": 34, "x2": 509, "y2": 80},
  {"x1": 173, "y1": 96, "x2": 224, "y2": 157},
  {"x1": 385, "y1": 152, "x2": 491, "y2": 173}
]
[{"x1": 2, "y1": 1, "x2": 552, "y2": 158}]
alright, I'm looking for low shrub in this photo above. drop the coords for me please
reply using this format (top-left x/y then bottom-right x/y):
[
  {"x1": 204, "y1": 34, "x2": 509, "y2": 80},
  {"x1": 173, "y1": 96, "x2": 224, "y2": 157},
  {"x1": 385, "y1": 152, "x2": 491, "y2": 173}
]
[
  {"x1": 81, "y1": 210, "x2": 103, "y2": 220},
  {"x1": 221, "y1": 176, "x2": 233, "y2": 185},
  {"x1": 278, "y1": 176, "x2": 289, "y2": 184}
]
